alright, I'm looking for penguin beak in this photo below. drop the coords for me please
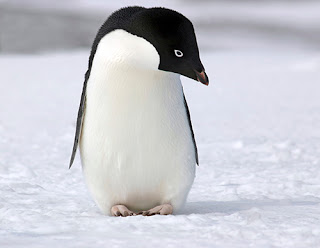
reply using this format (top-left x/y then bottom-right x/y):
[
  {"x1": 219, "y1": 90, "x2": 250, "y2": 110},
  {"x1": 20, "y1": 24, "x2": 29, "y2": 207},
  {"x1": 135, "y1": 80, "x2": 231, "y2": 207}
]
[{"x1": 194, "y1": 70, "x2": 209, "y2": 86}]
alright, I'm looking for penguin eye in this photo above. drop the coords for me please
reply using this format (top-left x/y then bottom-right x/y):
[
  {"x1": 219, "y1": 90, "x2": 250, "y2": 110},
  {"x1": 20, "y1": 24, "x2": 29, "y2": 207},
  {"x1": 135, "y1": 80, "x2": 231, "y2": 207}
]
[{"x1": 174, "y1": 50, "x2": 183, "y2": 58}]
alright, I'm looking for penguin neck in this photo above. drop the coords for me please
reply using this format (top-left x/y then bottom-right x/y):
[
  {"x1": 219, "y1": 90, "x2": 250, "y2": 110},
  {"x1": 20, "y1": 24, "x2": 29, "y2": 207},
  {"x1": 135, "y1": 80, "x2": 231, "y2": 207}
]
[{"x1": 88, "y1": 29, "x2": 182, "y2": 91}]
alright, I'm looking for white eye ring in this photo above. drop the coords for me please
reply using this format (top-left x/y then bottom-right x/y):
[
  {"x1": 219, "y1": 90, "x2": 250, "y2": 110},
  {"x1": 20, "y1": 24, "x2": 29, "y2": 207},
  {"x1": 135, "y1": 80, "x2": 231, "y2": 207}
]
[{"x1": 174, "y1": 49, "x2": 183, "y2": 57}]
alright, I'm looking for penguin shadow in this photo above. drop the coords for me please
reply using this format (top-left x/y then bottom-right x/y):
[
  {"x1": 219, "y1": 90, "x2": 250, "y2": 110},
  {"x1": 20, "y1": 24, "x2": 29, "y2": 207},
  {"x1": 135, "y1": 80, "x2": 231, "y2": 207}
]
[{"x1": 180, "y1": 199, "x2": 319, "y2": 215}]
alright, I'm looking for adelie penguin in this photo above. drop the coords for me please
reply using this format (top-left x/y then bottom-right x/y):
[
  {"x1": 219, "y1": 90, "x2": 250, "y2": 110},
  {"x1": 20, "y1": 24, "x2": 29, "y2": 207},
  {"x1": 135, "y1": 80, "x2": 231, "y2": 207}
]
[{"x1": 69, "y1": 6, "x2": 209, "y2": 216}]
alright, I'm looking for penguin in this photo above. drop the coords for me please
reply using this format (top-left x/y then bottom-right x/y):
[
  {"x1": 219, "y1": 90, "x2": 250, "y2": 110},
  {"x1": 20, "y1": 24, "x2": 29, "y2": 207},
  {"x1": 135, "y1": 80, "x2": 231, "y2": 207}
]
[{"x1": 69, "y1": 6, "x2": 209, "y2": 217}]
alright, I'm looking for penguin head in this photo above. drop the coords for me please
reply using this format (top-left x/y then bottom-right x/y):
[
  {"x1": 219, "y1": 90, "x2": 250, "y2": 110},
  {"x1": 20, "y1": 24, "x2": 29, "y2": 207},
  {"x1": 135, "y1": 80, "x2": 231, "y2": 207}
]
[{"x1": 126, "y1": 7, "x2": 209, "y2": 85}]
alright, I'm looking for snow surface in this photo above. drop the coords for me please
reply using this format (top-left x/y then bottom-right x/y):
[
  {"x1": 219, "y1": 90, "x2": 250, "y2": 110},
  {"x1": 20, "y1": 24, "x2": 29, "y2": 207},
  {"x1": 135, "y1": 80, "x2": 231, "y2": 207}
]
[
  {"x1": 1, "y1": 48, "x2": 320, "y2": 247},
  {"x1": 5, "y1": 0, "x2": 320, "y2": 28},
  {"x1": 2, "y1": 0, "x2": 320, "y2": 52}
]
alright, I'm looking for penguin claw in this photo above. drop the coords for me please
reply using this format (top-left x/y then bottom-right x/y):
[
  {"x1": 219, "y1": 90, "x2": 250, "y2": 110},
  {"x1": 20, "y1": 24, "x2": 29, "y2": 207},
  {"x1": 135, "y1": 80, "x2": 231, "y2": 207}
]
[
  {"x1": 111, "y1": 205, "x2": 136, "y2": 217},
  {"x1": 138, "y1": 204, "x2": 173, "y2": 216},
  {"x1": 142, "y1": 211, "x2": 150, "y2": 216},
  {"x1": 111, "y1": 204, "x2": 173, "y2": 216}
]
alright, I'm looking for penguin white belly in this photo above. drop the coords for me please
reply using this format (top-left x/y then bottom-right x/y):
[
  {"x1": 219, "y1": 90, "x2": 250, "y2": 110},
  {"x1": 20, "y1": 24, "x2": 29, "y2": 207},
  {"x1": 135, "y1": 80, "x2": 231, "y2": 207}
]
[{"x1": 79, "y1": 30, "x2": 196, "y2": 215}]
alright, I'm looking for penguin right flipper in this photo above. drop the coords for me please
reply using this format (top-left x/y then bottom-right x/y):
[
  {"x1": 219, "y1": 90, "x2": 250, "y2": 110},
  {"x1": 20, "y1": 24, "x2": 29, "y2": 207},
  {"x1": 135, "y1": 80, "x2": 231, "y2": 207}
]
[
  {"x1": 69, "y1": 70, "x2": 89, "y2": 169},
  {"x1": 69, "y1": 7, "x2": 148, "y2": 169}
]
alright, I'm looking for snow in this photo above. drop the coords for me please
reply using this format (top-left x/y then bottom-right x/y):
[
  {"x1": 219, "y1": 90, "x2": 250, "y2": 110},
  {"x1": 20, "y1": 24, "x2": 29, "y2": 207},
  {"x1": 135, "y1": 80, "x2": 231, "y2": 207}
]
[
  {"x1": 5, "y1": 0, "x2": 320, "y2": 27},
  {"x1": 1, "y1": 48, "x2": 320, "y2": 247},
  {"x1": 2, "y1": 0, "x2": 320, "y2": 53}
]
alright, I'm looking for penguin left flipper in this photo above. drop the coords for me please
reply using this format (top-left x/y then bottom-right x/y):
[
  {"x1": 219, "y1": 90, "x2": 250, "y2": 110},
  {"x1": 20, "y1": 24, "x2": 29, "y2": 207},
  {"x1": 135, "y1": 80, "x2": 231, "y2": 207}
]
[
  {"x1": 183, "y1": 94, "x2": 199, "y2": 165},
  {"x1": 69, "y1": 71, "x2": 88, "y2": 168}
]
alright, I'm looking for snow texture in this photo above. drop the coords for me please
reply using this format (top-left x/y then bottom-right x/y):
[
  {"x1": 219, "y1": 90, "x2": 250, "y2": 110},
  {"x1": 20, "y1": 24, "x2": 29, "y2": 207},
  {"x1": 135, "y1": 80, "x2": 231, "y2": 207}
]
[{"x1": 1, "y1": 48, "x2": 320, "y2": 247}]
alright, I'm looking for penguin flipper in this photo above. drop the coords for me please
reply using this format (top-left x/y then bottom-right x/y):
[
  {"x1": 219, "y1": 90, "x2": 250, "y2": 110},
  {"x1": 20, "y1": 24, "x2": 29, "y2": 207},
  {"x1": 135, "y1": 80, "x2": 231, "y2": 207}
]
[
  {"x1": 69, "y1": 71, "x2": 88, "y2": 169},
  {"x1": 69, "y1": 7, "x2": 148, "y2": 169},
  {"x1": 183, "y1": 93, "x2": 199, "y2": 165}
]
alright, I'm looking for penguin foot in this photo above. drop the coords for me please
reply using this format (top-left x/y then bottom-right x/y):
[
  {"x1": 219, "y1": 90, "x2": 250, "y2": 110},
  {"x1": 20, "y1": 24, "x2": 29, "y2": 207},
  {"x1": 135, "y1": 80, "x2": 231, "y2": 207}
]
[
  {"x1": 138, "y1": 204, "x2": 173, "y2": 216},
  {"x1": 111, "y1": 205, "x2": 135, "y2": 217}
]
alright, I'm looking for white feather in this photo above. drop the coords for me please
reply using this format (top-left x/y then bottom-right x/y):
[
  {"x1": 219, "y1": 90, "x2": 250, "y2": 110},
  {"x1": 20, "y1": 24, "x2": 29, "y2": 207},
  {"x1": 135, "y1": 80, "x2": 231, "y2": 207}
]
[{"x1": 80, "y1": 29, "x2": 196, "y2": 215}]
